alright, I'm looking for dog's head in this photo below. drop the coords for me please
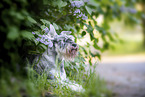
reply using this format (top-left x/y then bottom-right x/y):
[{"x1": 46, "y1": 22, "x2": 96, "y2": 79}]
[{"x1": 48, "y1": 24, "x2": 79, "y2": 60}]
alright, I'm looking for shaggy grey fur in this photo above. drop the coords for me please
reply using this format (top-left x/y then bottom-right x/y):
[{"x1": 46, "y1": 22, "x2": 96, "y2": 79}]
[{"x1": 33, "y1": 24, "x2": 83, "y2": 92}]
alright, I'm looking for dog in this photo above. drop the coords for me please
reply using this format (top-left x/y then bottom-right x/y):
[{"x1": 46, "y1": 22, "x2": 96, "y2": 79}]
[{"x1": 33, "y1": 24, "x2": 84, "y2": 92}]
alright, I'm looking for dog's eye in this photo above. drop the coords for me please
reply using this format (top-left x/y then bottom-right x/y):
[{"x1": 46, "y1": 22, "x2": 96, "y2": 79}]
[{"x1": 65, "y1": 39, "x2": 72, "y2": 42}]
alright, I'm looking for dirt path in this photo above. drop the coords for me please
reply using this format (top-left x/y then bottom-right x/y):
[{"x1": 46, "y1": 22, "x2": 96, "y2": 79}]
[{"x1": 96, "y1": 55, "x2": 145, "y2": 97}]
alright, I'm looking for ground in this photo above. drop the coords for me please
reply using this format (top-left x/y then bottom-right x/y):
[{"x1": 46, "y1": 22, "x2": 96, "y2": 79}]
[{"x1": 96, "y1": 54, "x2": 145, "y2": 97}]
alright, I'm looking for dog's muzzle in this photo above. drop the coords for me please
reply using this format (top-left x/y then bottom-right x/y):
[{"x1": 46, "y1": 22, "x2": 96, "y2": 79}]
[{"x1": 67, "y1": 43, "x2": 78, "y2": 58}]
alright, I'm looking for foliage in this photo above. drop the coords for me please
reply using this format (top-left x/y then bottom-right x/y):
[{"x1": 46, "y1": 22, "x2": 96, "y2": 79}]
[
  {"x1": 0, "y1": 0, "x2": 140, "y2": 73},
  {"x1": 0, "y1": 0, "x2": 38, "y2": 74}
]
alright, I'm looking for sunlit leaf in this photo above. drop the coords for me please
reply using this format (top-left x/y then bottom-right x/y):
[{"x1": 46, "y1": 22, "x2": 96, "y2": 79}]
[
  {"x1": 21, "y1": 31, "x2": 34, "y2": 39},
  {"x1": 81, "y1": 47, "x2": 88, "y2": 55},
  {"x1": 41, "y1": 25, "x2": 47, "y2": 30},
  {"x1": 40, "y1": 19, "x2": 50, "y2": 25},
  {"x1": 53, "y1": 23, "x2": 59, "y2": 30},
  {"x1": 27, "y1": 16, "x2": 37, "y2": 24},
  {"x1": 39, "y1": 44, "x2": 47, "y2": 50},
  {"x1": 85, "y1": 6, "x2": 92, "y2": 15},
  {"x1": 89, "y1": 58, "x2": 92, "y2": 66}
]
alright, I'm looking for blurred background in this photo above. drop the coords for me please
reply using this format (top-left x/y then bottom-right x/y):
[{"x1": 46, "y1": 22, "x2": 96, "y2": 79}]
[
  {"x1": 76, "y1": 1, "x2": 145, "y2": 97},
  {"x1": 96, "y1": 19, "x2": 145, "y2": 97},
  {"x1": 95, "y1": 3, "x2": 145, "y2": 97}
]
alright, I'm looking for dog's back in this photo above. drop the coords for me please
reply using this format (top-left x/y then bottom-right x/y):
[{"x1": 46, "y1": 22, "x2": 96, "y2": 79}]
[{"x1": 34, "y1": 47, "x2": 58, "y2": 79}]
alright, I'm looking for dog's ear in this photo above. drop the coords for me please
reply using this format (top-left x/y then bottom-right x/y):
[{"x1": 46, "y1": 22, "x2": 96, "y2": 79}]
[
  {"x1": 48, "y1": 24, "x2": 58, "y2": 38},
  {"x1": 60, "y1": 31, "x2": 72, "y2": 35}
]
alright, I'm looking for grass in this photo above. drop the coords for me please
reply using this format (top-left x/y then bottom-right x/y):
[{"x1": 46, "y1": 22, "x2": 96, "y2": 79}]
[{"x1": 0, "y1": 61, "x2": 112, "y2": 97}]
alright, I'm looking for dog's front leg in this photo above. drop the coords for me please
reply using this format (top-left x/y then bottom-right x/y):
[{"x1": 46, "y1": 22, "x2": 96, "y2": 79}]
[{"x1": 59, "y1": 60, "x2": 67, "y2": 81}]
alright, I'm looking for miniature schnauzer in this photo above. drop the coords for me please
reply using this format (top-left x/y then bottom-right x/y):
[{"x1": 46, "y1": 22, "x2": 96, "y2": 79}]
[{"x1": 34, "y1": 24, "x2": 83, "y2": 92}]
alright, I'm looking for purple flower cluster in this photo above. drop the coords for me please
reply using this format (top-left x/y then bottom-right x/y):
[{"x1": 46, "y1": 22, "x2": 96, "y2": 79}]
[
  {"x1": 83, "y1": 0, "x2": 90, "y2": 2},
  {"x1": 32, "y1": 31, "x2": 53, "y2": 47},
  {"x1": 32, "y1": 27, "x2": 53, "y2": 47},
  {"x1": 71, "y1": 1, "x2": 84, "y2": 8},
  {"x1": 73, "y1": 9, "x2": 88, "y2": 20},
  {"x1": 36, "y1": 35, "x2": 53, "y2": 47},
  {"x1": 120, "y1": 6, "x2": 137, "y2": 14},
  {"x1": 32, "y1": 32, "x2": 35, "y2": 35},
  {"x1": 128, "y1": 8, "x2": 137, "y2": 14},
  {"x1": 74, "y1": 9, "x2": 81, "y2": 15}
]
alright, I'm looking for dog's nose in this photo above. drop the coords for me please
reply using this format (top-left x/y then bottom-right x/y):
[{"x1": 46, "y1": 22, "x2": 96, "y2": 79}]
[{"x1": 72, "y1": 43, "x2": 77, "y2": 47}]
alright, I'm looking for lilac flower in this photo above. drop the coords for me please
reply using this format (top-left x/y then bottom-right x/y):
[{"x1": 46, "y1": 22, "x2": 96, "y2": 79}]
[
  {"x1": 128, "y1": 8, "x2": 137, "y2": 14},
  {"x1": 73, "y1": 8, "x2": 88, "y2": 20},
  {"x1": 36, "y1": 38, "x2": 40, "y2": 41},
  {"x1": 78, "y1": 13, "x2": 83, "y2": 17},
  {"x1": 32, "y1": 32, "x2": 35, "y2": 34},
  {"x1": 120, "y1": 6, "x2": 126, "y2": 12},
  {"x1": 76, "y1": 12, "x2": 88, "y2": 20},
  {"x1": 71, "y1": 1, "x2": 84, "y2": 8},
  {"x1": 120, "y1": 6, "x2": 137, "y2": 14},
  {"x1": 35, "y1": 33, "x2": 53, "y2": 47},
  {"x1": 83, "y1": 0, "x2": 90, "y2": 2},
  {"x1": 74, "y1": 9, "x2": 81, "y2": 14},
  {"x1": 82, "y1": 15, "x2": 88, "y2": 20},
  {"x1": 40, "y1": 38, "x2": 45, "y2": 43},
  {"x1": 38, "y1": 35, "x2": 42, "y2": 37},
  {"x1": 43, "y1": 27, "x2": 49, "y2": 34}
]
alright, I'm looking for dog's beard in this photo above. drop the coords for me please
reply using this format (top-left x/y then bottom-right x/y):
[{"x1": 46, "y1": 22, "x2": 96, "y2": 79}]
[
  {"x1": 55, "y1": 44, "x2": 78, "y2": 60},
  {"x1": 66, "y1": 44, "x2": 78, "y2": 59}
]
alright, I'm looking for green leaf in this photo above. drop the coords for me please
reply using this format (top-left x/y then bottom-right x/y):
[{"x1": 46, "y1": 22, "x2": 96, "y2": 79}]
[
  {"x1": 93, "y1": 40, "x2": 101, "y2": 50},
  {"x1": 32, "y1": 38, "x2": 39, "y2": 45},
  {"x1": 90, "y1": 32, "x2": 94, "y2": 41},
  {"x1": 43, "y1": 0, "x2": 49, "y2": 4},
  {"x1": 86, "y1": 25, "x2": 93, "y2": 33},
  {"x1": 52, "y1": 0, "x2": 67, "y2": 8},
  {"x1": 39, "y1": 44, "x2": 47, "y2": 50},
  {"x1": 96, "y1": 52, "x2": 101, "y2": 60},
  {"x1": 89, "y1": 50, "x2": 101, "y2": 60},
  {"x1": 7, "y1": 26, "x2": 19, "y2": 41},
  {"x1": 85, "y1": 6, "x2": 92, "y2": 15},
  {"x1": 102, "y1": 22, "x2": 110, "y2": 30},
  {"x1": 107, "y1": 32, "x2": 115, "y2": 41},
  {"x1": 21, "y1": 31, "x2": 34, "y2": 39},
  {"x1": 81, "y1": 31, "x2": 86, "y2": 37},
  {"x1": 40, "y1": 25, "x2": 47, "y2": 30},
  {"x1": 27, "y1": 16, "x2": 37, "y2": 24},
  {"x1": 16, "y1": 12, "x2": 25, "y2": 20},
  {"x1": 95, "y1": 25, "x2": 106, "y2": 35},
  {"x1": 33, "y1": 31, "x2": 40, "y2": 35},
  {"x1": 40, "y1": 19, "x2": 50, "y2": 25},
  {"x1": 89, "y1": 58, "x2": 92, "y2": 66},
  {"x1": 53, "y1": 23, "x2": 59, "y2": 30}
]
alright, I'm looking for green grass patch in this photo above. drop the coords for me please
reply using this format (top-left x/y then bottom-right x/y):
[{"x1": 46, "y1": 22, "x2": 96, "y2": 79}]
[{"x1": 0, "y1": 64, "x2": 112, "y2": 97}]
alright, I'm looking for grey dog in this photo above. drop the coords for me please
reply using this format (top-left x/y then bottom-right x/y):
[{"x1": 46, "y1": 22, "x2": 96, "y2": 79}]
[{"x1": 34, "y1": 24, "x2": 83, "y2": 92}]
